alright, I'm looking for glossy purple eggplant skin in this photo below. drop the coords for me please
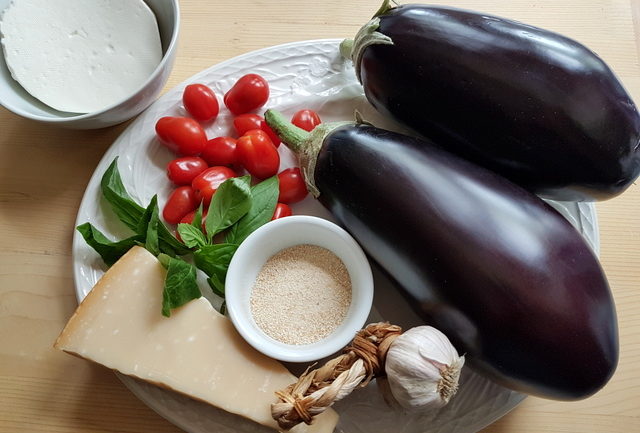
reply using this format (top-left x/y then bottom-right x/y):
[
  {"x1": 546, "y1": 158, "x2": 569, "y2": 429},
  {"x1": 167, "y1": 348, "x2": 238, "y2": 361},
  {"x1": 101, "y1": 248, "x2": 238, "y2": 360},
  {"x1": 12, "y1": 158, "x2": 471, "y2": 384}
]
[
  {"x1": 357, "y1": 5, "x2": 640, "y2": 201},
  {"x1": 314, "y1": 124, "x2": 618, "y2": 400}
]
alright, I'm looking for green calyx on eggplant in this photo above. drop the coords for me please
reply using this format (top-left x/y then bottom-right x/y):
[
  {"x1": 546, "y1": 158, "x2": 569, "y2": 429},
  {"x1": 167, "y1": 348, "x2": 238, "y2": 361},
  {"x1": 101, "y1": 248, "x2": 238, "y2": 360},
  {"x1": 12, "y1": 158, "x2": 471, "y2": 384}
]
[
  {"x1": 265, "y1": 109, "x2": 618, "y2": 400},
  {"x1": 341, "y1": 1, "x2": 640, "y2": 201}
]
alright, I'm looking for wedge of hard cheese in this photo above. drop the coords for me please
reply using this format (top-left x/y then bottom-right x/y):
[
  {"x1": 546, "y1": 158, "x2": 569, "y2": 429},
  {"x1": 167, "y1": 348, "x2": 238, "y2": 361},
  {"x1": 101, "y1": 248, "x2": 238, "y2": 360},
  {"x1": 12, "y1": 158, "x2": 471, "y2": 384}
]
[{"x1": 55, "y1": 246, "x2": 338, "y2": 432}]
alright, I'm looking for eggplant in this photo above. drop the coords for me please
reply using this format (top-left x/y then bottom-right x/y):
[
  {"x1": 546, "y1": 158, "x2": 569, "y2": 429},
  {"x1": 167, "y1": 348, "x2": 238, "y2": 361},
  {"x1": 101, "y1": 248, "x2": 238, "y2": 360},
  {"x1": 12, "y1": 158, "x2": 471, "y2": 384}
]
[
  {"x1": 265, "y1": 110, "x2": 618, "y2": 400},
  {"x1": 341, "y1": 1, "x2": 640, "y2": 201}
]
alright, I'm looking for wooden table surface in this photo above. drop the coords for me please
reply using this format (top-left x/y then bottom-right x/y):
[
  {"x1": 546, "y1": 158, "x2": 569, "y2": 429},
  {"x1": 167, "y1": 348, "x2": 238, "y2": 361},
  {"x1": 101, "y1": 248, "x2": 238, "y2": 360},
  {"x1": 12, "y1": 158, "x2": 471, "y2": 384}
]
[{"x1": 1, "y1": 0, "x2": 639, "y2": 432}]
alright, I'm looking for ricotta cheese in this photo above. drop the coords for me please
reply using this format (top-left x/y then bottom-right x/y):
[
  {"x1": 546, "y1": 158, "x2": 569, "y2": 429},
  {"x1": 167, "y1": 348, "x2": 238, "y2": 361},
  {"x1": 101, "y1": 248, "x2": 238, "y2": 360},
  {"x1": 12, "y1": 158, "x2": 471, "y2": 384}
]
[
  {"x1": 54, "y1": 246, "x2": 339, "y2": 433},
  {"x1": 0, "y1": 0, "x2": 163, "y2": 113}
]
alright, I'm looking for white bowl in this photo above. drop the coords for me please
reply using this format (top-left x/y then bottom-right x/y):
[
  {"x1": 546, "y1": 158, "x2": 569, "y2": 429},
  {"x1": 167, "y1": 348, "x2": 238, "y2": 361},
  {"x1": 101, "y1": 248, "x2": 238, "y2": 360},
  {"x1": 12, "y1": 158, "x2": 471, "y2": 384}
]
[
  {"x1": 0, "y1": 0, "x2": 179, "y2": 129},
  {"x1": 225, "y1": 215, "x2": 374, "y2": 363}
]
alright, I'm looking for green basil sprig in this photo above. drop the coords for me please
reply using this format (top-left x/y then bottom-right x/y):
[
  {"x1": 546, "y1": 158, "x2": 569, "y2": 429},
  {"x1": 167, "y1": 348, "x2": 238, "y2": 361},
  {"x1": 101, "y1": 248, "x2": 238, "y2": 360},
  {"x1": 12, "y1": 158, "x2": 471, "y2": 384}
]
[
  {"x1": 194, "y1": 243, "x2": 239, "y2": 296},
  {"x1": 78, "y1": 157, "x2": 280, "y2": 317},
  {"x1": 158, "y1": 254, "x2": 201, "y2": 317},
  {"x1": 226, "y1": 175, "x2": 279, "y2": 245},
  {"x1": 204, "y1": 175, "x2": 252, "y2": 240},
  {"x1": 76, "y1": 224, "x2": 143, "y2": 267},
  {"x1": 182, "y1": 175, "x2": 279, "y2": 297},
  {"x1": 177, "y1": 223, "x2": 208, "y2": 249},
  {"x1": 98, "y1": 158, "x2": 190, "y2": 257}
]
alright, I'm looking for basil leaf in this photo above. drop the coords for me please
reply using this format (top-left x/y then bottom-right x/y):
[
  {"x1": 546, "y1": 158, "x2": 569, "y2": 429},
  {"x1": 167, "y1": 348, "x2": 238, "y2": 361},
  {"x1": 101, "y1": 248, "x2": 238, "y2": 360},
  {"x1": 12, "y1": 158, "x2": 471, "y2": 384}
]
[
  {"x1": 157, "y1": 253, "x2": 171, "y2": 268},
  {"x1": 194, "y1": 243, "x2": 238, "y2": 276},
  {"x1": 226, "y1": 176, "x2": 279, "y2": 245},
  {"x1": 205, "y1": 176, "x2": 252, "y2": 239},
  {"x1": 144, "y1": 196, "x2": 161, "y2": 256},
  {"x1": 135, "y1": 194, "x2": 154, "y2": 234},
  {"x1": 208, "y1": 275, "x2": 226, "y2": 297},
  {"x1": 143, "y1": 198, "x2": 189, "y2": 257},
  {"x1": 99, "y1": 158, "x2": 189, "y2": 257},
  {"x1": 177, "y1": 223, "x2": 207, "y2": 249},
  {"x1": 158, "y1": 225, "x2": 190, "y2": 256},
  {"x1": 100, "y1": 158, "x2": 145, "y2": 232},
  {"x1": 158, "y1": 255, "x2": 201, "y2": 317},
  {"x1": 192, "y1": 203, "x2": 204, "y2": 230},
  {"x1": 76, "y1": 223, "x2": 143, "y2": 266},
  {"x1": 194, "y1": 243, "x2": 238, "y2": 297}
]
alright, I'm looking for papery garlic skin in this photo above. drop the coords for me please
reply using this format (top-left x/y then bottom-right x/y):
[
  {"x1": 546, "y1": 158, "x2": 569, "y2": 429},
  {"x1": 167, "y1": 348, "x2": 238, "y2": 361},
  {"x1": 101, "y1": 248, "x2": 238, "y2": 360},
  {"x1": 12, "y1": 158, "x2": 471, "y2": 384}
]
[{"x1": 384, "y1": 326, "x2": 465, "y2": 411}]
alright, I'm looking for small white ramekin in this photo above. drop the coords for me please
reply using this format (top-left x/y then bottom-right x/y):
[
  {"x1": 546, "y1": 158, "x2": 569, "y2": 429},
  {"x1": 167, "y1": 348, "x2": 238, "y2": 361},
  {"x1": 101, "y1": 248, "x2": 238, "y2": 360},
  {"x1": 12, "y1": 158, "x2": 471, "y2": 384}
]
[{"x1": 225, "y1": 215, "x2": 374, "y2": 363}]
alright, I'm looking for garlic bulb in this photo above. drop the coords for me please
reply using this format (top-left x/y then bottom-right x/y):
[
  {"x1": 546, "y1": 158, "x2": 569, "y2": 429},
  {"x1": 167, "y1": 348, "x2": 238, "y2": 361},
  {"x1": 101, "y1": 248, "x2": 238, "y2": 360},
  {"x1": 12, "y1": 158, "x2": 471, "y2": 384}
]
[{"x1": 384, "y1": 326, "x2": 465, "y2": 411}]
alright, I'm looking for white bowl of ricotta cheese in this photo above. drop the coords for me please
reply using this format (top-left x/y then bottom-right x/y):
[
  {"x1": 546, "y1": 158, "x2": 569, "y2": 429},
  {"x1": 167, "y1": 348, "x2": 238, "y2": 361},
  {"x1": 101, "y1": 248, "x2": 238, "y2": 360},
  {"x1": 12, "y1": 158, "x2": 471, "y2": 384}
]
[{"x1": 0, "y1": 0, "x2": 179, "y2": 129}]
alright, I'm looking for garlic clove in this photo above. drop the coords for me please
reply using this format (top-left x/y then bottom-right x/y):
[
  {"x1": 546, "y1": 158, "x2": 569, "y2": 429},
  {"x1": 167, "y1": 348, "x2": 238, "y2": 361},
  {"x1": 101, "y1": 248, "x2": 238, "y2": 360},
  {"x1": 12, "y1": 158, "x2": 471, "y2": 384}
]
[
  {"x1": 384, "y1": 326, "x2": 465, "y2": 411},
  {"x1": 376, "y1": 375, "x2": 404, "y2": 410}
]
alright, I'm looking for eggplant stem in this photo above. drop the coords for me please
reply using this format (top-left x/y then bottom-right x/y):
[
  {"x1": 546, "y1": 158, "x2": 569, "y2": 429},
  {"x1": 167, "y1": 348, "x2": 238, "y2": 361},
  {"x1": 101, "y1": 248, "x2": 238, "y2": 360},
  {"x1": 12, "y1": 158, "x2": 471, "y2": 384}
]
[
  {"x1": 264, "y1": 109, "x2": 310, "y2": 153},
  {"x1": 347, "y1": 17, "x2": 394, "y2": 83},
  {"x1": 265, "y1": 110, "x2": 353, "y2": 198},
  {"x1": 373, "y1": 0, "x2": 395, "y2": 18},
  {"x1": 341, "y1": 0, "x2": 395, "y2": 73},
  {"x1": 340, "y1": 38, "x2": 354, "y2": 59}
]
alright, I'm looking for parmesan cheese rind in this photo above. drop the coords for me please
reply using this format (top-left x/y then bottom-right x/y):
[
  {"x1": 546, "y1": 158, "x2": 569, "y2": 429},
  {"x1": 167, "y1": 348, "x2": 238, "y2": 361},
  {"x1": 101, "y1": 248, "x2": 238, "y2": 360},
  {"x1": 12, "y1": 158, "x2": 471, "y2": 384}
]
[{"x1": 55, "y1": 246, "x2": 339, "y2": 432}]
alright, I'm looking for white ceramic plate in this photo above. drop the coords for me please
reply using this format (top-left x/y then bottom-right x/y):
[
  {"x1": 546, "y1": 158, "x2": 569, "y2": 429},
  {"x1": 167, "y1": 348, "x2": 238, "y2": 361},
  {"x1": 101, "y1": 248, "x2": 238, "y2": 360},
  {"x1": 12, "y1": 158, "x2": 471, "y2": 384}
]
[{"x1": 72, "y1": 39, "x2": 600, "y2": 433}]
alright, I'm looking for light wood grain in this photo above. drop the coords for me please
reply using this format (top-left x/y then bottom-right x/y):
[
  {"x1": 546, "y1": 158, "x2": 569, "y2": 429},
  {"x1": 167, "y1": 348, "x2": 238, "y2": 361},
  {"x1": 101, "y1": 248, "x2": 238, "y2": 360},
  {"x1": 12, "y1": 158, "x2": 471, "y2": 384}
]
[{"x1": 1, "y1": 0, "x2": 638, "y2": 432}]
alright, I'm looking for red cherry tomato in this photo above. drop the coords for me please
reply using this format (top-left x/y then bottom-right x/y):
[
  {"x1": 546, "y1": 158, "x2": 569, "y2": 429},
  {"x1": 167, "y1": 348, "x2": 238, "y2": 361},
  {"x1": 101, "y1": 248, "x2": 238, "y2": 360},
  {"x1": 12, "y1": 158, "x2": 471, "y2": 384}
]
[
  {"x1": 163, "y1": 186, "x2": 199, "y2": 225},
  {"x1": 271, "y1": 203, "x2": 292, "y2": 220},
  {"x1": 223, "y1": 74, "x2": 269, "y2": 115},
  {"x1": 201, "y1": 136, "x2": 238, "y2": 167},
  {"x1": 277, "y1": 167, "x2": 308, "y2": 204},
  {"x1": 155, "y1": 117, "x2": 207, "y2": 156},
  {"x1": 183, "y1": 84, "x2": 220, "y2": 122},
  {"x1": 260, "y1": 121, "x2": 281, "y2": 147},
  {"x1": 233, "y1": 114, "x2": 281, "y2": 147},
  {"x1": 236, "y1": 130, "x2": 280, "y2": 179},
  {"x1": 291, "y1": 109, "x2": 321, "y2": 132},
  {"x1": 191, "y1": 166, "x2": 237, "y2": 207},
  {"x1": 166, "y1": 156, "x2": 208, "y2": 186},
  {"x1": 233, "y1": 114, "x2": 263, "y2": 136}
]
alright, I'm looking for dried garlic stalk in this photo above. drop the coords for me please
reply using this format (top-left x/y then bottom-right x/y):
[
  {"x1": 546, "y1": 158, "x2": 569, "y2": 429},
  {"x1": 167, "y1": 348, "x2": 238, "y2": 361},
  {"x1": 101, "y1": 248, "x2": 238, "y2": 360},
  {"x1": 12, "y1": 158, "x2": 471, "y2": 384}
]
[
  {"x1": 271, "y1": 323, "x2": 465, "y2": 430},
  {"x1": 271, "y1": 323, "x2": 401, "y2": 430}
]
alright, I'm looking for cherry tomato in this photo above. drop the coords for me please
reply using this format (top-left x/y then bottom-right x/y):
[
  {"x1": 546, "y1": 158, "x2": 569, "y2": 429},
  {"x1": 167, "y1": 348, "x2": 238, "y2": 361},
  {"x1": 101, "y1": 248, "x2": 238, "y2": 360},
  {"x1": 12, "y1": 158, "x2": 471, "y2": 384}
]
[
  {"x1": 277, "y1": 167, "x2": 308, "y2": 204},
  {"x1": 260, "y1": 121, "x2": 281, "y2": 147},
  {"x1": 191, "y1": 166, "x2": 237, "y2": 207},
  {"x1": 183, "y1": 84, "x2": 220, "y2": 122},
  {"x1": 223, "y1": 73, "x2": 269, "y2": 115},
  {"x1": 233, "y1": 114, "x2": 281, "y2": 147},
  {"x1": 233, "y1": 114, "x2": 263, "y2": 136},
  {"x1": 236, "y1": 130, "x2": 280, "y2": 179},
  {"x1": 271, "y1": 203, "x2": 292, "y2": 220},
  {"x1": 291, "y1": 109, "x2": 321, "y2": 132},
  {"x1": 163, "y1": 186, "x2": 199, "y2": 225},
  {"x1": 201, "y1": 136, "x2": 237, "y2": 167},
  {"x1": 155, "y1": 117, "x2": 207, "y2": 156},
  {"x1": 166, "y1": 156, "x2": 208, "y2": 186}
]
